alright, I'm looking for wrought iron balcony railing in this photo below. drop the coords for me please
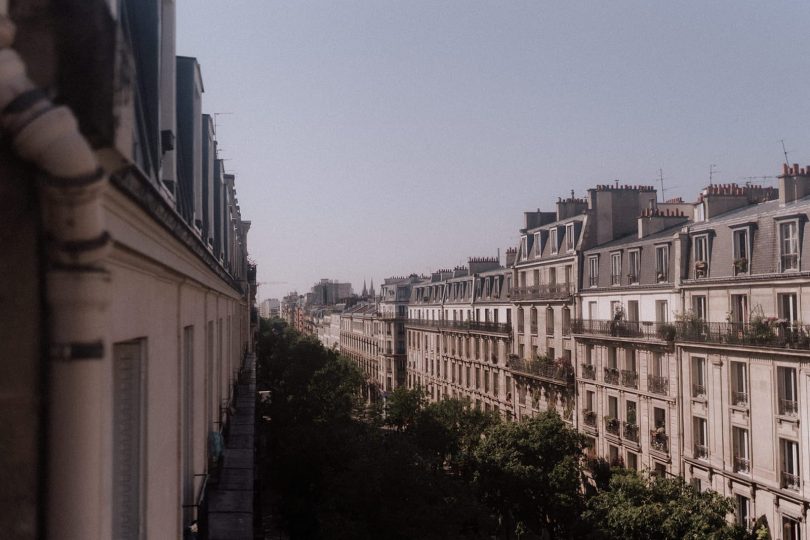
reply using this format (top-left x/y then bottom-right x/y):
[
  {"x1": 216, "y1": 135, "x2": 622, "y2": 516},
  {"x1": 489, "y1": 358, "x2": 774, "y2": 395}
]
[
  {"x1": 692, "y1": 383, "x2": 706, "y2": 398},
  {"x1": 731, "y1": 391, "x2": 748, "y2": 407},
  {"x1": 583, "y1": 410, "x2": 597, "y2": 427},
  {"x1": 694, "y1": 444, "x2": 708, "y2": 459},
  {"x1": 623, "y1": 422, "x2": 639, "y2": 443},
  {"x1": 571, "y1": 319, "x2": 677, "y2": 342},
  {"x1": 733, "y1": 455, "x2": 750, "y2": 474},
  {"x1": 403, "y1": 319, "x2": 512, "y2": 334},
  {"x1": 648, "y1": 374, "x2": 668, "y2": 395},
  {"x1": 512, "y1": 283, "x2": 572, "y2": 301},
  {"x1": 650, "y1": 430, "x2": 669, "y2": 453},
  {"x1": 604, "y1": 416, "x2": 621, "y2": 437},
  {"x1": 604, "y1": 367, "x2": 620, "y2": 385},
  {"x1": 779, "y1": 399, "x2": 799, "y2": 416},
  {"x1": 508, "y1": 357, "x2": 575, "y2": 385},
  {"x1": 581, "y1": 363, "x2": 595, "y2": 380},
  {"x1": 621, "y1": 370, "x2": 639, "y2": 389},
  {"x1": 677, "y1": 320, "x2": 810, "y2": 350},
  {"x1": 781, "y1": 471, "x2": 800, "y2": 491}
]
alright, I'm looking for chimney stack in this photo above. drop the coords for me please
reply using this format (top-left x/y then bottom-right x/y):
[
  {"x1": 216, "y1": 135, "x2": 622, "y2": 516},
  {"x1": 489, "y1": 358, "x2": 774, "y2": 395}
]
[{"x1": 779, "y1": 163, "x2": 810, "y2": 205}]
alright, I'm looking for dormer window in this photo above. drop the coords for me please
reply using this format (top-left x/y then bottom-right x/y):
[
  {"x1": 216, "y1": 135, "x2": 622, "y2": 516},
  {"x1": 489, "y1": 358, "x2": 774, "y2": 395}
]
[
  {"x1": 550, "y1": 229, "x2": 558, "y2": 254},
  {"x1": 628, "y1": 249, "x2": 640, "y2": 284},
  {"x1": 694, "y1": 235, "x2": 709, "y2": 278},
  {"x1": 655, "y1": 245, "x2": 669, "y2": 282},
  {"x1": 534, "y1": 232, "x2": 542, "y2": 257},
  {"x1": 588, "y1": 255, "x2": 599, "y2": 287},
  {"x1": 565, "y1": 223, "x2": 575, "y2": 252},
  {"x1": 779, "y1": 221, "x2": 800, "y2": 272},
  {"x1": 732, "y1": 228, "x2": 750, "y2": 275},
  {"x1": 521, "y1": 236, "x2": 528, "y2": 260},
  {"x1": 611, "y1": 252, "x2": 622, "y2": 285}
]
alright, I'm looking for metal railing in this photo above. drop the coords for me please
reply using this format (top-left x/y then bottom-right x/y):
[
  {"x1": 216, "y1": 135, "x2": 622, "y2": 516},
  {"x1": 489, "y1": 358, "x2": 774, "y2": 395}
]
[
  {"x1": 650, "y1": 430, "x2": 669, "y2": 453},
  {"x1": 512, "y1": 283, "x2": 572, "y2": 301},
  {"x1": 403, "y1": 319, "x2": 512, "y2": 334},
  {"x1": 623, "y1": 422, "x2": 639, "y2": 443},
  {"x1": 781, "y1": 471, "x2": 800, "y2": 491},
  {"x1": 694, "y1": 444, "x2": 708, "y2": 459},
  {"x1": 731, "y1": 391, "x2": 748, "y2": 407},
  {"x1": 779, "y1": 399, "x2": 799, "y2": 416},
  {"x1": 583, "y1": 410, "x2": 597, "y2": 427},
  {"x1": 571, "y1": 319, "x2": 677, "y2": 341},
  {"x1": 692, "y1": 383, "x2": 706, "y2": 398},
  {"x1": 508, "y1": 357, "x2": 575, "y2": 385},
  {"x1": 604, "y1": 367, "x2": 620, "y2": 385},
  {"x1": 604, "y1": 416, "x2": 621, "y2": 437},
  {"x1": 621, "y1": 370, "x2": 638, "y2": 389},
  {"x1": 677, "y1": 320, "x2": 810, "y2": 350},
  {"x1": 733, "y1": 455, "x2": 750, "y2": 474},
  {"x1": 648, "y1": 375, "x2": 668, "y2": 395},
  {"x1": 581, "y1": 363, "x2": 595, "y2": 380}
]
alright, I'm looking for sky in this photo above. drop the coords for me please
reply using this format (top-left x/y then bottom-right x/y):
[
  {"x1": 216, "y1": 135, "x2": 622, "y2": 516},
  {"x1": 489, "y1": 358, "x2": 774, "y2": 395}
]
[{"x1": 176, "y1": 1, "x2": 810, "y2": 301}]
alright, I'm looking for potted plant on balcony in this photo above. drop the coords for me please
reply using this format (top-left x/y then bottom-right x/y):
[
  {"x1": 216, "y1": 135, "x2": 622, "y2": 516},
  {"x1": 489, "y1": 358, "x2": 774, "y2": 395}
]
[
  {"x1": 657, "y1": 322, "x2": 676, "y2": 341},
  {"x1": 695, "y1": 260, "x2": 708, "y2": 277},
  {"x1": 733, "y1": 257, "x2": 748, "y2": 274},
  {"x1": 605, "y1": 416, "x2": 620, "y2": 431}
]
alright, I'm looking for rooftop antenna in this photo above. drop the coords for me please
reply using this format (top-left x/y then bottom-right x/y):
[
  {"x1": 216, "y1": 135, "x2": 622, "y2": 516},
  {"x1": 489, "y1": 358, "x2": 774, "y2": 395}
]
[
  {"x1": 614, "y1": 179, "x2": 619, "y2": 188},
  {"x1": 213, "y1": 112, "x2": 233, "y2": 132},
  {"x1": 780, "y1": 139, "x2": 791, "y2": 167},
  {"x1": 709, "y1": 164, "x2": 718, "y2": 186},
  {"x1": 658, "y1": 169, "x2": 665, "y2": 203}
]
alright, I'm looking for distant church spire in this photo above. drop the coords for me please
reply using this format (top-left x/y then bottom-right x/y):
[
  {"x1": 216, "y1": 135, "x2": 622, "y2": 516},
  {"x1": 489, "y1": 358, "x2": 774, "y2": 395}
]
[
  {"x1": 361, "y1": 280, "x2": 368, "y2": 297},
  {"x1": 369, "y1": 279, "x2": 375, "y2": 298}
]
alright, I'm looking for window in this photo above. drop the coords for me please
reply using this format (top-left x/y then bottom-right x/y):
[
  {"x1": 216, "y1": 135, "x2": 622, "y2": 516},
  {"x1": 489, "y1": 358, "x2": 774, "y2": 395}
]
[
  {"x1": 690, "y1": 477, "x2": 702, "y2": 492},
  {"x1": 691, "y1": 356, "x2": 706, "y2": 398},
  {"x1": 530, "y1": 308, "x2": 538, "y2": 335},
  {"x1": 655, "y1": 300, "x2": 668, "y2": 323},
  {"x1": 611, "y1": 252, "x2": 622, "y2": 285},
  {"x1": 484, "y1": 370, "x2": 490, "y2": 392},
  {"x1": 608, "y1": 396, "x2": 619, "y2": 418},
  {"x1": 549, "y1": 267, "x2": 557, "y2": 286},
  {"x1": 628, "y1": 250, "x2": 640, "y2": 283},
  {"x1": 783, "y1": 517, "x2": 801, "y2": 540},
  {"x1": 730, "y1": 294, "x2": 749, "y2": 325},
  {"x1": 608, "y1": 444, "x2": 620, "y2": 466},
  {"x1": 732, "y1": 228, "x2": 750, "y2": 274},
  {"x1": 692, "y1": 295, "x2": 707, "y2": 321},
  {"x1": 521, "y1": 236, "x2": 528, "y2": 259},
  {"x1": 778, "y1": 293, "x2": 799, "y2": 325},
  {"x1": 730, "y1": 362, "x2": 748, "y2": 406},
  {"x1": 732, "y1": 427, "x2": 750, "y2": 473},
  {"x1": 607, "y1": 347, "x2": 617, "y2": 369},
  {"x1": 626, "y1": 451, "x2": 638, "y2": 470},
  {"x1": 778, "y1": 366, "x2": 798, "y2": 416},
  {"x1": 627, "y1": 300, "x2": 639, "y2": 322},
  {"x1": 566, "y1": 223, "x2": 575, "y2": 251},
  {"x1": 588, "y1": 256, "x2": 599, "y2": 287},
  {"x1": 780, "y1": 438, "x2": 800, "y2": 490},
  {"x1": 550, "y1": 228, "x2": 558, "y2": 254},
  {"x1": 655, "y1": 245, "x2": 669, "y2": 282},
  {"x1": 113, "y1": 340, "x2": 146, "y2": 540},
  {"x1": 517, "y1": 307, "x2": 524, "y2": 333},
  {"x1": 533, "y1": 232, "x2": 541, "y2": 257},
  {"x1": 492, "y1": 372, "x2": 499, "y2": 397},
  {"x1": 735, "y1": 495, "x2": 750, "y2": 528},
  {"x1": 475, "y1": 367, "x2": 481, "y2": 390},
  {"x1": 779, "y1": 221, "x2": 800, "y2": 272},
  {"x1": 546, "y1": 307, "x2": 555, "y2": 336},
  {"x1": 694, "y1": 235, "x2": 709, "y2": 277},
  {"x1": 562, "y1": 307, "x2": 571, "y2": 335},
  {"x1": 693, "y1": 417, "x2": 708, "y2": 459}
]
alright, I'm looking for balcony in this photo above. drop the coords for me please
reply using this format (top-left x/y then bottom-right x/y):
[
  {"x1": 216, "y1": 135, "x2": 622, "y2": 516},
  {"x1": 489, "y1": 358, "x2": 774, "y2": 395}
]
[
  {"x1": 571, "y1": 319, "x2": 676, "y2": 342},
  {"x1": 604, "y1": 367, "x2": 620, "y2": 385},
  {"x1": 731, "y1": 391, "x2": 748, "y2": 407},
  {"x1": 676, "y1": 320, "x2": 810, "y2": 350},
  {"x1": 694, "y1": 444, "x2": 708, "y2": 460},
  {"x1": 581, "y1": 363, "x2": 595, "y2": 380},
  {"x1": 648, "y1": 374, "x2": 668, "y2": 395},
  {"x1": 779, "y1": 399, "x2": 799, "y2": 416},
  {"x1": 623, "y1": 422, "x2": 639, "y2": 443},
  {"x1": 650, "y1": 430, "x2": 669, "y2": 453},
  {"x1": 781, "y1": 471, "x2": 800, "y2": 491},
  {"x1": 530, "y1": 324, "x2": 538, "y2": 335},
  {"x1": 508, "y1": 356, "x2": 575, "y2": 385},
  {"x1": 403, "y1": 319, "x2": 512, "y2": 335},
  {"x1": 604, "y1": 416, "x2": 621, "y2": 437},
  {"x1": 692, "y1": 384, "x2": 706, "y2": 398},
  {"x1": 583, "y1": 410, "x2": 597, "y2": 428},
  {"x1": 512, "y1": 283, "x2": 572, "y2": 301},
  {"x1": 621, "y1": 370, "x2": 638, "y2": 389},
  {"x1": 733, "y1": 455, "x2": 750, "y2": 474}
]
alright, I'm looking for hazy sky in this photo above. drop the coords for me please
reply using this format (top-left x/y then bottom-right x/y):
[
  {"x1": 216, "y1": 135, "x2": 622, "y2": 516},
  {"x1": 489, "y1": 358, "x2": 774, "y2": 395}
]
[{"x1": 177, "y1": 1, "x2": 810, "y2": 301}]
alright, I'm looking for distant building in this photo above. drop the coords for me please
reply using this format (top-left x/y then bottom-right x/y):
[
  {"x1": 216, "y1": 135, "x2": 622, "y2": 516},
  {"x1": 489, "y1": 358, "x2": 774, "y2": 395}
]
[{"x1": 260, "y1": 298, "x2": 280, "y2": 319}]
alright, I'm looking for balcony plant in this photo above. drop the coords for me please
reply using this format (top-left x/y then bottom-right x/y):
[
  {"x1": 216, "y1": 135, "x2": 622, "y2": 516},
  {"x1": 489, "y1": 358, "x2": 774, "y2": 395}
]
[
  {"x1": 657, "y1": 323, "x2": 676, "y2": 341},
  {"x1": 733, "y1": 257, "x2": 748, "y2": 274},
  {"x1": 694, "y1": 260, "x2": 708, "y2": 277}
]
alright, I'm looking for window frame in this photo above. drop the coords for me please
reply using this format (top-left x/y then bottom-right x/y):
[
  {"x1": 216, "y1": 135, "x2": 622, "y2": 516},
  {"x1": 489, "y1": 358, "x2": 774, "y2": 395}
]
[
  {"x1": 655, "y1": 244, "x2": 669, "y2": 282},
  {"x1": 588, "y1": 255, "x2": 599, "y2": 287},
  {"x1": 628, "y1": 249, "x2": 640, "y2": 284},
  {"x1": 778, "y1": 219, "x2": 800, "y2": 272},
  {"x1": 610, "y1": 252, "x2": 622, "y2": 286},
  {"x1": 731, "y1": 226, "x2": 751, "y2": 275}
]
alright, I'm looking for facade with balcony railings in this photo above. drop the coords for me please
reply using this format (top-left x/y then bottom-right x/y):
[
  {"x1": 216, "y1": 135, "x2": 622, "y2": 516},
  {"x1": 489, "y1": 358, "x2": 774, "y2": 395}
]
[
  {"x1": 574, "y1": 209, "x2": 689, "y2": 477},
  {"x1": 406, "y1": 261, "x2": 514, "y2": 415},
  {"x1": 678, "y1": 174, "x2": 810, "y2": 534},
  {"x1": 378, "y1": 276, "x2": 421, "y2": 392},
  {"x1": 339, "y1": 303, "x2": 387, "y2": 401}
]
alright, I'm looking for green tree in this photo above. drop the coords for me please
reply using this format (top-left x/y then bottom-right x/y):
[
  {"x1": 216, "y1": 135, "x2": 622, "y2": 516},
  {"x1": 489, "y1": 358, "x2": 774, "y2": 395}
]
[
  {"x1": 384, "y1": 386, "x2": 426, "y2": 431},
  {"x1": 583, "y1": 470, "x2": 748, "y2": 540},
  {"x1": 473, "y1": 411, "x2": 587, "y2": 538}
]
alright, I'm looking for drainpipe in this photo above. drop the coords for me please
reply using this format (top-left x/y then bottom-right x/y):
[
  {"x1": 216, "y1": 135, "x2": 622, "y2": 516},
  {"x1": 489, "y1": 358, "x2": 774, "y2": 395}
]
[{"x1": 0, "y1": 15, "x2": 111, "y2": 540}]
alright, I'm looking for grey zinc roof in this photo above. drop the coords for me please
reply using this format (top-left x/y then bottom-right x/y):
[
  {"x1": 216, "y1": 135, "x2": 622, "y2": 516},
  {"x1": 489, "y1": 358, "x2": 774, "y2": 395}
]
[{"x1": 689, "y1": 195, "x2": 810, "y2": 231}]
